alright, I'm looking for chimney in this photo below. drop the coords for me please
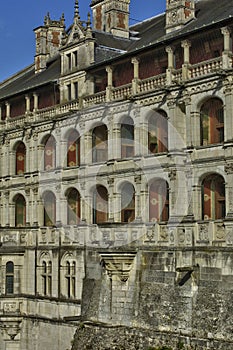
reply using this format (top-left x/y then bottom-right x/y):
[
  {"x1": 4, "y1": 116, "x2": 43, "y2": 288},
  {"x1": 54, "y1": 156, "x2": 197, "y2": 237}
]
[
  {"x1": 34, "y1": 13, "x2": 65, "y2": 73},
  {"x1": 166, "y1": 0, "x2": 196, "y2": 34},
  {"x1": 91, "y1": 0, "x2": 130, "y2": 39}
]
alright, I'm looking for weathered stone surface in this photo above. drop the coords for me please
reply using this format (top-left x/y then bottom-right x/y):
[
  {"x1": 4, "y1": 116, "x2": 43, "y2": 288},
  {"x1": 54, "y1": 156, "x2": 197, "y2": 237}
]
[{"x1": 71, "y1": 248, "x2": 233, "y2": 350}]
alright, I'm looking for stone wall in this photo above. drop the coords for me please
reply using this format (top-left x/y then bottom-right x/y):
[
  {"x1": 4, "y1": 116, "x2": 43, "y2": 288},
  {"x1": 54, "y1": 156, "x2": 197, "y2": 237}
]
[{"x1": 71, "y1": 247, "x2": 233, "y2": 350}]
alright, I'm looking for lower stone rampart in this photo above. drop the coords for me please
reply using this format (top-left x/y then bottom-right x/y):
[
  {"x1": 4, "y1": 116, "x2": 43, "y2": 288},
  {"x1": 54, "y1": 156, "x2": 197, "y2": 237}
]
[
  {"x1": 71, "y1": 247, "x2": 233, "y2": 350},
  {"x1": 71, "y1": 322, "x2": 233, "y2": 350}
]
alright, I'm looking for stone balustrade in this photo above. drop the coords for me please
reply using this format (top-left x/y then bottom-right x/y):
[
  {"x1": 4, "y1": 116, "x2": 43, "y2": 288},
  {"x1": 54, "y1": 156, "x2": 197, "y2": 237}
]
[
  {"x1": 138, "y1": 73, "x2": 166, "y2": 93},
  {"x1": 0, "y1": 56, "x2": 227, "y2": 128},
  {"x1": 112, "y1": 83, "x2": 132, "y2": 100},
  {"x1": 0, "y1": 220, "x2": 232, "y2": 248},
  {"x1": 190, "y1": 57, "x2": 222, "y2": 78}
]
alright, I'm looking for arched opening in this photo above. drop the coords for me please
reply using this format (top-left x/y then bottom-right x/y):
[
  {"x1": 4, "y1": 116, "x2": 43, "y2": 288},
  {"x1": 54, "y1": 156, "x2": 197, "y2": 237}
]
[
  {"x1": 92, "y1": 124, "x2": 108, "y2": 163},
  {"x1": 14, "y1": 194, "x2": 26, "y2": 227},
  {"x1": 15, "y1": 142, "x2": 26, "y2": 175},
  {"x1": 121, "y1": 182, "x2": 135, "y2": 223},
  {"x1": 93, "y1": 185, "x2": 108, "y2": 224},
  {"x1": 44, "y1": 135, "x2": 56, "y2": 171},
  {"x1": 200, "y1": 98, "x2": 224, "y2": 145},
  {"x1": 149, "y1": 179, "x2": 169, "y2": 222},
  {"x1": 148, "y1": 110, "x2": 168, "y2": 154},
  {"x1": 66, "y1": 188, "x2": 81, "y2": 225},
  {"x1": 121, "y1": 117, "x2": 134, "y2": 158},
  {"x1": 43, "y1": 191, "x2": 56, "y2": 226},
  {"x1": 67, "y1": 130, "x2": 80, "y2": 167},
  {"x1": 202, "y1": 174, "x2": 225, "y2": 220}
]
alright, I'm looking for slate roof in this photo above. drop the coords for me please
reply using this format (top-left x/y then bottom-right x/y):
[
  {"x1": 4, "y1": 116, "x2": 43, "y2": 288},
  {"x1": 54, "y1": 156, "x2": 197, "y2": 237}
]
[{"x1": 0, "y1": 0, "x2": 232, "y2": 101}]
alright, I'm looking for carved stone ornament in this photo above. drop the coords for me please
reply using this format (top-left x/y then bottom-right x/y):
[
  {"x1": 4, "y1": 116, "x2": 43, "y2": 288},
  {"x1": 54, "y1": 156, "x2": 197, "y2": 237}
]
[
  {"x1": 225, "y1": 163, "x2": 233, "y2": 174},
  {"x1": 99, "y1": 252, "x2": 136, "y2": 282},
  {"x1": 199, "y1": 223, "x2": 209, "y2": 241},
  {"x1": 169, "y1": 169, "x2": 177, "y2": 181}
]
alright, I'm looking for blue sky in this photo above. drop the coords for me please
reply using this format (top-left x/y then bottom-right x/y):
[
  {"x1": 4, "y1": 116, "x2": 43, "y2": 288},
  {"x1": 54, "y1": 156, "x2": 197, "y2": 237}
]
[{"x1": 0, "y1": 0, "x2": 165, "y2": 82}]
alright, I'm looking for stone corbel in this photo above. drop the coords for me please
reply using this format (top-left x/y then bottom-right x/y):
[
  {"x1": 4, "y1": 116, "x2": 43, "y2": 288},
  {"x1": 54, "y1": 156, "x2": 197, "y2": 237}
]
[{"x1": 99, "y1": 252, "x2": 136, "y2": 282}]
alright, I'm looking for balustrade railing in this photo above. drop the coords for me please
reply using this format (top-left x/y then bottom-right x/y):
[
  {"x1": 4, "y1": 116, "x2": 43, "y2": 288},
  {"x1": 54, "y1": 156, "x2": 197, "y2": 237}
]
[
  {"x1": 1, "y1": 56, "x2": 226, "y2": 127},
  {"x1": 138, "y1": 73, "x2": 166, "y2": 93},
  {"x1": 190, "y1": 57, "x2": 222, "y2": 79},
  {"x1": 112, "y1": 83, "x2": 132, "y2": 100}
]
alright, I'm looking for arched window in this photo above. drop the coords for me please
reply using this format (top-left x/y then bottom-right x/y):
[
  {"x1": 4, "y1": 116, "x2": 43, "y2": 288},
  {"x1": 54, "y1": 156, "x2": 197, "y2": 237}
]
[
  {"x1": 43, "y1": 191, "x2": 56, "y2": 226},
  {"x1": 149, "y1": 179, "x2": 169, "y2": 222},
  {"x1": 14, "y1": 194, "x2": 26, "y2": 227},
  {"x1": 6, "y1": 261, "x2": 14, "y2": 295},
  {"x1": 42, "y1": 260, "x2": 52, "y2": 296},
  {"x1": 148, "y1": 110, "x2": 168, "y2": 154},
  {"x1": 92, "y1": 125, "x2": 108, "y2": 163},
  {"x1": 67, "y1": 130, "x2": 80, "y2": 167},
  {"x1": 44, "y1": 135, "x2": 56, "y2": 171},
  {"x1": 121, "y1": 117, "x2": 134, "y2": 158},
  {"x1": 67, "y1": 188, "x2": 81, "y2": 225},
  {"x1": 202, "y1": 174, "x2": 225, "y2": 220},
  {"x1": 93, "y1": 185, "x2": 108, "y2": 224},
  {"x1": 121, "y1": 182, "x2": 135, "y2": 223},
  {"x1": 15, "y1": 142, "x2": 26, "y2": 175},
  {"x1": 200, "y1": 98, "x2": 224, "y2": 145},
  {"x1": 66, "y1": 261, "x2": 76, "y2": 298}
]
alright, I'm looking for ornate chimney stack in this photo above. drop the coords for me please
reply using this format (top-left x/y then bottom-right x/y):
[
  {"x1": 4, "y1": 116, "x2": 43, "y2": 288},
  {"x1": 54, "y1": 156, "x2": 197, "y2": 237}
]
[
  {"x1": 91, "y1": 0, "x2": 130, "y2": 38},
  {"x1": 34, "y1": 13, "x2": 65, "y2": 73},
  {"x1": 166, "y1": 0, "x2": 196, "y2": 34}
]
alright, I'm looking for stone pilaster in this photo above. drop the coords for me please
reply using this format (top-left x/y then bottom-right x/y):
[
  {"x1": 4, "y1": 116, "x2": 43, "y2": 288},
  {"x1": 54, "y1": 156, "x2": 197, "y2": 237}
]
[
  {"x1": 221, "y1": 27, "x2": 232, "y2": 69},
  {"x1": 181, "y1": 40, "x2": 191, "y2": 81}
]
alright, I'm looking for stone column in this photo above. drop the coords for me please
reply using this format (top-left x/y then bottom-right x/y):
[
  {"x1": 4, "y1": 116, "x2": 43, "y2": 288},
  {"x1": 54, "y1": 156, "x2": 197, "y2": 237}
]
[
  {"x1": 181, "y1": 40, "x2": 191, "y2": 81},
  {"x1": 134, "y1": 174, "x2": 142, "y2": 221},
  {"x1": 106, "y1": 66, "x2": 113, "y2": 102},
  {"x1": 193, "y1": 184, "x2": 202, "y2": 220},
  {"x1": 139, "y1": 120, "x2": 148, "y2": 156},
  {"x1": 167, "y1": 98, "x2": 176, "y2": 151},
  {"x1": 107, "y1": 177, "x2": 114, "y2": 222},
  {"x1": 131, "y1": 57, "x2": 140, "y2": 95},
  {"x1": 223, "y1": 83, "x2": 233, "y2": 143},
  {"x1": 134, "y1": 121, "x2": 141, "y2": 156},
  {"x1": 113, "y1": 192, "x2": 121, "y2": 222},
  {"x1": 5, "y1": 102, "x2": 10, "y2": 119},
  {"x1": 25, "y1": 189, "x2": 31, "y2": 226},
  {"x1": 32, "y1": 188, "x2": 38, "y2": 226},
  {"x1": 225, "y1": 163, "x2": 233, "y2": 218},
  {"x1": 183, "y1": 94, "x2": 192, "y2": 148},
  {"x1": 37, "y1": 196, "x2": 44, "y2": 226},
  {"x1": 191, "y1": 110, "x2": 201, "y2": 146},
  {"x1": 169, "y1": 168, "x2": 187, "y2": 221},
  {"x1": 33, "y1": 93, "x2": 39, "y2": 112},
  {"x1": 79, "y1": 122, "x2": 86, "y2": 166},
  {"x1": 112, "y1": 122, "x2": 121, "y2": 159},
  {"x1": 9, "y1": 150, "x2": 15, "y2": 176},
  {"x1": 166, "y1": 46, "x2": 174, "y2": 85},
  {"x1": 221, "y1": 27, "x2": 232, "y2": 69},
  {"x1": 84, "y1": 130, "x2": 93, "y2": 165},
  {"x1": 37, "y1": 144, "x2": 44, "y2": 171},
  {"x1": 54, "y1": 129, "x2": 61, "y2": 169},
  {"x1": 3, "y1": 191, "x2": 10, "y2": 226},
  {"x1": 25, "y1": 95, "x2": 31, "y2": 114},
  {"x1": 107, "y1": 114, "x2": 114, "y2": 161}
]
